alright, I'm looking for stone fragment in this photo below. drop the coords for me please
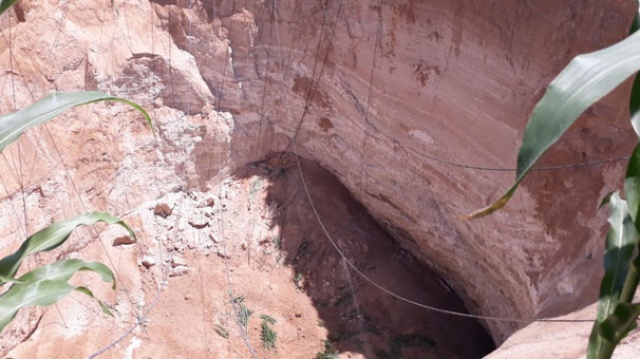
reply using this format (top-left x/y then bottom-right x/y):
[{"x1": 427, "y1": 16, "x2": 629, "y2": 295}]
[
  {"x1": 141, "y1": 255, "x2": 157, "y2": 269},
  {"x1": 197, "y1": 196, "x2": 215, "y2": 208},
  {"x1": 171, "y1": 255, "x2": 187, "y2": 267},
  {"x1": 188, "y1": 217, "x2": 209, "y2": 229},
  {"x1": 113, "y1": 235, "x2": 135, "y2": 246},
  {"x1": 209, "y1": 232, "x2": 223, "y2": 243},
  {"x1": 216, "y1": 248, "x2": 230, "y2": 259},
  {"x1": 169, "y1": 266, "x2": 191, "y2": 277},
  {"x1": 154, "y1": 203, "x2": 172, "y2": 218}
]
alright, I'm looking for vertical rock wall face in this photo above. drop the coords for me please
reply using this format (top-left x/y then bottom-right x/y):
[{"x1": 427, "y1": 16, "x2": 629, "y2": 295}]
[{"x1": 0, "y1": 0, "x2": 636, "y2": 344}]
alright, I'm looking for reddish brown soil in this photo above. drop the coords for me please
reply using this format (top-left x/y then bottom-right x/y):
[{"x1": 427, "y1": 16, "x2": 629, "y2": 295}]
[{"x1": 4, "y1": 153, "x2": 493, "y2": 358}]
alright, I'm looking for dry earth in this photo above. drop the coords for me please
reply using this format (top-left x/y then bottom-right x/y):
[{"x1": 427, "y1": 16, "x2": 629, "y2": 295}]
[{"x1": 3, "y1": 155, "x2": 493, "y2": 358}]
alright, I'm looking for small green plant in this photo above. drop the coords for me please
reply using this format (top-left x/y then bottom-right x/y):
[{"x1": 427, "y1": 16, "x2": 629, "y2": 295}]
[
  {"x1": 295, "y1": 241, "x2": 309, "y2": 262},
  {"x1": 0, "y1": 0, "x2": 18, "y2": 15},
  {"x1": 229, "y1": 295, "x2": 245, "y2": 304},
  {"x1": 226, "y1": 296, "x2": 254, "y2": 329},
  {"x1": 249, "y1": 178, "x2": 263, "y2": 196},
  {"x1": 316, "y1": 340, "x2": 339, "y2": 359},
  {"x1": 259, "y1": 315, "x2": 277, "y2": 350},
  {"x1": 293, "y1": 271, "x2": 304, "y2": 290},
  {"x1": 272, "y1": 236, "x2": 282, "y2": 250},
  {"x1": 237, "y1": 303, "x2": 253, "y2": 328},
  {"x1": 260, "y1": 314, "x2": 277, "y2": 324},
  {"x1": 214, "y1": 323, "x2": 229, "y2": 339}
]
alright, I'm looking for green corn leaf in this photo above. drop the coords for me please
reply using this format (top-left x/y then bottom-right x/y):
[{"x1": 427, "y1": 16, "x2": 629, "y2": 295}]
[
  {"x1": 620, "y1": 145, "x2": 640, "y2": 314},
  {"x1": 598, "y1": 302, "x2": 640, "y2": 344},
  {"x1": 0, "y1": 211, "x2": 135, "y2": 285},
  {"x1": 0, "y1": 259, "x2": 115, "y2": 332},
  {"x1": 0, "y1": 91, "x2": 152, "y2": 154},
  {"x1": 466, "y1": 30, "x2": 640, "y2": 219},
  {"x1": 587, "y1": 192, "x2": 639, "y2": 359},
  {"x1": 625, "y1": 143, "x2": 640, "y2": 235},
  {"x1": 16, "y1": 258, "x2": 115, "y2": 288},
  {"x1": 0, "y1": 275, "x2": 22, "y2": 284},
  {"x1": 629, "y1": 75, "x2": 640, "y2": 137},
  {"x1": 0, "y1": 0, "x2": 19, "y2": 16},
  {"x1": 629, "y1": 4, "x2": 640, "y2": 136},
  {"x1": 599, "y1": 191, "x2": 617, "y2": 209}
]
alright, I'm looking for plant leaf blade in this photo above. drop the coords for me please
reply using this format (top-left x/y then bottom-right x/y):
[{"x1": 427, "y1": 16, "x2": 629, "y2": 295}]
[
  {"x1": 0, "y1": 211, "x2": 135, "y2": 283},
  {"x1": 467, "y1": 31, "x2": 640, "y2": 218},
  {"x1": 0, "y1": 91, "x2": 152, "y2": 154},
  {"x1": 0, "y1": 259, "x2": 115, "y2": 332},
  {"x1": 0, "y1": 0, "x2": 19, "y2": 16},
  {"x1": 598, "y1": 302, "x2": 640, "y2": 344},
  {"x1": 587, "y1": 192, "x2": 639, "y2": 359},
  {"x1": 624, "y1": 143, "x2": 640, "y2": 231}
]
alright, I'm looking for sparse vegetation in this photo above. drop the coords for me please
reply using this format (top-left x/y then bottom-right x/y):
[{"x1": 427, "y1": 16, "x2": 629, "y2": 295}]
[
  {"x1": 214, "y1": 323, "x2": 229, "y2": 339},
  {"x1": 227, "y1": 296, "x2": 254, "y2": 328},
  {"x1": 238, "y1": 303, "x2": 253, "y2": 328},
  {"x1": 316, "y1": 340, "x2": 340, "y2": 359},
  {"x1": 260, "y1": 315, "x2": 278, "y2": 350},
  {"x1": 272, "y1": 236, "x2": 282, "y2": 250},
  {"x1": 249, "y1": 177, "x2": 263, "y2": 196},
  {"x1": 295, "y1": 241, "x2": 309, "y2": 262},
  {"x1": 293, "y1": 271, "x2": 304, "y2": 290},
  {"x1": 260, "y1": 314, "x2": 277, "y2": 325}
]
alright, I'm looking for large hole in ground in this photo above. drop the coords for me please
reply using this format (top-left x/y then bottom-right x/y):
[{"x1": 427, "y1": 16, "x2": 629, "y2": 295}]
[
  {"x1": 0, "y1": 153, "x2": 496, "y2": 358},
  {"x1": 237, "y1": 153, "x2": 495, "y2": 358}
]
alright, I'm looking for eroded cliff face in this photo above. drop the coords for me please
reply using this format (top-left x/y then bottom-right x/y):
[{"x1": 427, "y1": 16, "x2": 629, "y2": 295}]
[{"x1": 0, "y1": 0, "x2": 637, "y2": 353}]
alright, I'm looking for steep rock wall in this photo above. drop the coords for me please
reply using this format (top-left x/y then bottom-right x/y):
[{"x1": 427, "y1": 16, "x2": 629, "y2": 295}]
[{"x1": 0, "y1": 0, "x2": 636, "y2": 345}]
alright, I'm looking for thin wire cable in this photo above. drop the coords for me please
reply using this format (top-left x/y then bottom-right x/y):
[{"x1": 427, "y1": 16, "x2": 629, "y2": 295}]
[
  {"x1": 86, "y1": 3, "x2": 169, "y2": 356},
  {"x1": 43, "y1": 16, "x2": 143, "y2": 325},
  {"x1": 1, "y1": 3, "x2": 173, "y2": 356},
  {"x1": 285, "y1": 0, "x2": 343, "y2": 150},
  {"x1": 2, "y1": 0, "x2": 622, "y2": 346},
  {"x1": 273, "y1": 0, "x2": 629, "y2": 173},
  {"x1": 0, "y1": 161, "x2": 28, "y2": 239},
  {"x1": 524, "y1": 0, "x2": 606, "y2": 47},
  {"x1": 273, "y1": 1, "x2": 596, "y2": 325},
  {"x1": 0, "y1": 20, "x2": 30, "y2": 242},
  {"x1": 1, "y1": 7, "x2": 70, "y2": 327},
  {"x1": 358, "y1": 4, "x2": 382, "y2": 194},
  {"x1": 197, "y1": 2, "x2": 258, "y2": 356},
  {"x1": 86, "y1": 277, "x2": 166, "y2": 359},
  {"x1": 291, "y1": 141, "x2": 593, "y2": 324},
  {"x1": 219, "y1": 176, "x2": 260, "y2": 359},
  {"x1": 408, "y1": 146, "x2": 630, "y2": 172}
]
